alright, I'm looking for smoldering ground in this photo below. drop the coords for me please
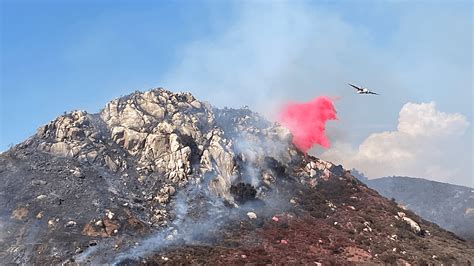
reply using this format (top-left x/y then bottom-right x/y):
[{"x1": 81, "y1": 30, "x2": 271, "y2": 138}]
[{"x1": 73, "y1": 136, "x2": 297, "y2": 264}]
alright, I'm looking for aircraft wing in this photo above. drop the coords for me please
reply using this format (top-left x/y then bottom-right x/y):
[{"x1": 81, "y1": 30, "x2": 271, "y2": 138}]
[
  {"x1": 368, "y1": 91, "x2": 379, "y2": 95},
  {"x1": 348, "y1": 83, "x2": 362, "y2": 91}
]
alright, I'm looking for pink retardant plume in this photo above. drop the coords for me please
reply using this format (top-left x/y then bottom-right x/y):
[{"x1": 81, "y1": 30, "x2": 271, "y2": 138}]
[{"x1": 278, "y1": 96, "x2": 337, "y2": 153}]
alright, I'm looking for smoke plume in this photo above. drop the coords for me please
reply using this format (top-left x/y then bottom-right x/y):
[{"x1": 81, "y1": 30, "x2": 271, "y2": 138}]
[{"x1": 278, "y1": 96, "x2": 337, "y2": 153}]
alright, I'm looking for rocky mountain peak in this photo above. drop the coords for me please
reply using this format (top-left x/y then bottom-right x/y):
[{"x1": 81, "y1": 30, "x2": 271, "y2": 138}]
[
  {"x1": 3, "y1": 88, "x2": 472, "y2": 264},
  {"x1": 24, "y1": 88, "x2": 341, "y2": 202}
]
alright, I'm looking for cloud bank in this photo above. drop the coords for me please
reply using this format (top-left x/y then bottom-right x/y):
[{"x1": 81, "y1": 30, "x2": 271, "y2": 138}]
[{"x1": 321, "y1": 102, "x2": 470, "y2": 185}]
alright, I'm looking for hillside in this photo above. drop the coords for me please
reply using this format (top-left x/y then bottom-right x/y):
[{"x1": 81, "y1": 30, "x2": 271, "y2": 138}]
[
  {"x1": 364, "y1": 176, "x2": 474, "y2": 240},
  {"x1": 0, "y1": 88, "x2": 473, "y2": 264}
]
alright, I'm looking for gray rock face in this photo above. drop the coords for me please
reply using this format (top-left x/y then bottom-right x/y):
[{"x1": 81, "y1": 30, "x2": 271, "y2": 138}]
[
  {"x1": 2, "y1": 88, "x2": 473, "y2": 265},
  {"x1": 28, "y1": 88, "x2": 341, "y2": 203}
]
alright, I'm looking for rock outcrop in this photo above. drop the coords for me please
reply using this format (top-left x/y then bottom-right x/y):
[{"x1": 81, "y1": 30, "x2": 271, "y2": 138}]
[
  {"x1": 28, "y1": 88, "x2": 340, "y2": 202},
  {"x1": 1, "y1": 88, "x2": 472, "y2": 265}
]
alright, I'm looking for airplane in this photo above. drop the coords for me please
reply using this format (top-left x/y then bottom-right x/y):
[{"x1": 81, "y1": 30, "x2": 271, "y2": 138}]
[{"x1": 348, "y1": 83, "x2": 379, "y2": 95}]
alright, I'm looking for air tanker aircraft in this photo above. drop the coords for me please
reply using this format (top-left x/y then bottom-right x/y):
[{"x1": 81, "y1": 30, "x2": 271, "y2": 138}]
[{"x1": 348, "y1": 83, "x2": 379, "y2": 95}]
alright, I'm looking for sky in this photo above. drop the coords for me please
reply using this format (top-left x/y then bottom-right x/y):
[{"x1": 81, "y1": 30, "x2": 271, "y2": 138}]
[{"x1": 1, "y1": 0, "x2": 472, "y2": 186}]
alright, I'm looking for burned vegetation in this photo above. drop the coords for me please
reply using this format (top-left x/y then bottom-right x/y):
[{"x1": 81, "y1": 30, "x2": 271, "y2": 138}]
[{"x1": 0, "y1": 88, "x2": 472, "y2": 264}]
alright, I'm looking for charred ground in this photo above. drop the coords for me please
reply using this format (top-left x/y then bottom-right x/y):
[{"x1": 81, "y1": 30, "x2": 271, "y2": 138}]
[
  {"x1": 135, "y1": 171, "x2": 473, "y2": 264},
  {"x1": 0, "y1": 88, "x2": 473, "y2": 264}
]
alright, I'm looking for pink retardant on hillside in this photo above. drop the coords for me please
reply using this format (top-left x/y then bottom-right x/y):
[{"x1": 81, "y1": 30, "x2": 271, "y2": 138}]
[{"x1": 278, "y1": 96, "x2": 337, "y2": 153}]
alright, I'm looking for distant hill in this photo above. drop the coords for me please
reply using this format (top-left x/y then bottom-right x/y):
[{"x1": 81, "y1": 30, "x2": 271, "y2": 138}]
[{"x1": 353, "y1": 172, "x2": 474, "y2": 240}]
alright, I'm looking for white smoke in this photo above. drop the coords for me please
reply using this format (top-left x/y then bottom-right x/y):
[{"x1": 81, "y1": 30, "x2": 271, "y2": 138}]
[{"x1": 159, "y1": 1, "x2": 472, "y2": 186}]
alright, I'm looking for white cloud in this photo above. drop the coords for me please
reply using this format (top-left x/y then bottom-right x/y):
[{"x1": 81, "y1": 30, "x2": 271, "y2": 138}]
[
  {"x1": 397, "y1": 102, "x2": 469, "y2": 137},
  {"x1": 321, "y1": 102, "x2": 470, "y2": 186}
]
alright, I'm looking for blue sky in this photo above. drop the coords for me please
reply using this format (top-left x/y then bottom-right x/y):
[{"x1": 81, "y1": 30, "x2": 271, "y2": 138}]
[
  {"x1": 1, "y1": 1, "x2": 472, "y2": 185},
  {"x1": 1, "y1": 0, "x2": 235, "y2": 148}
]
